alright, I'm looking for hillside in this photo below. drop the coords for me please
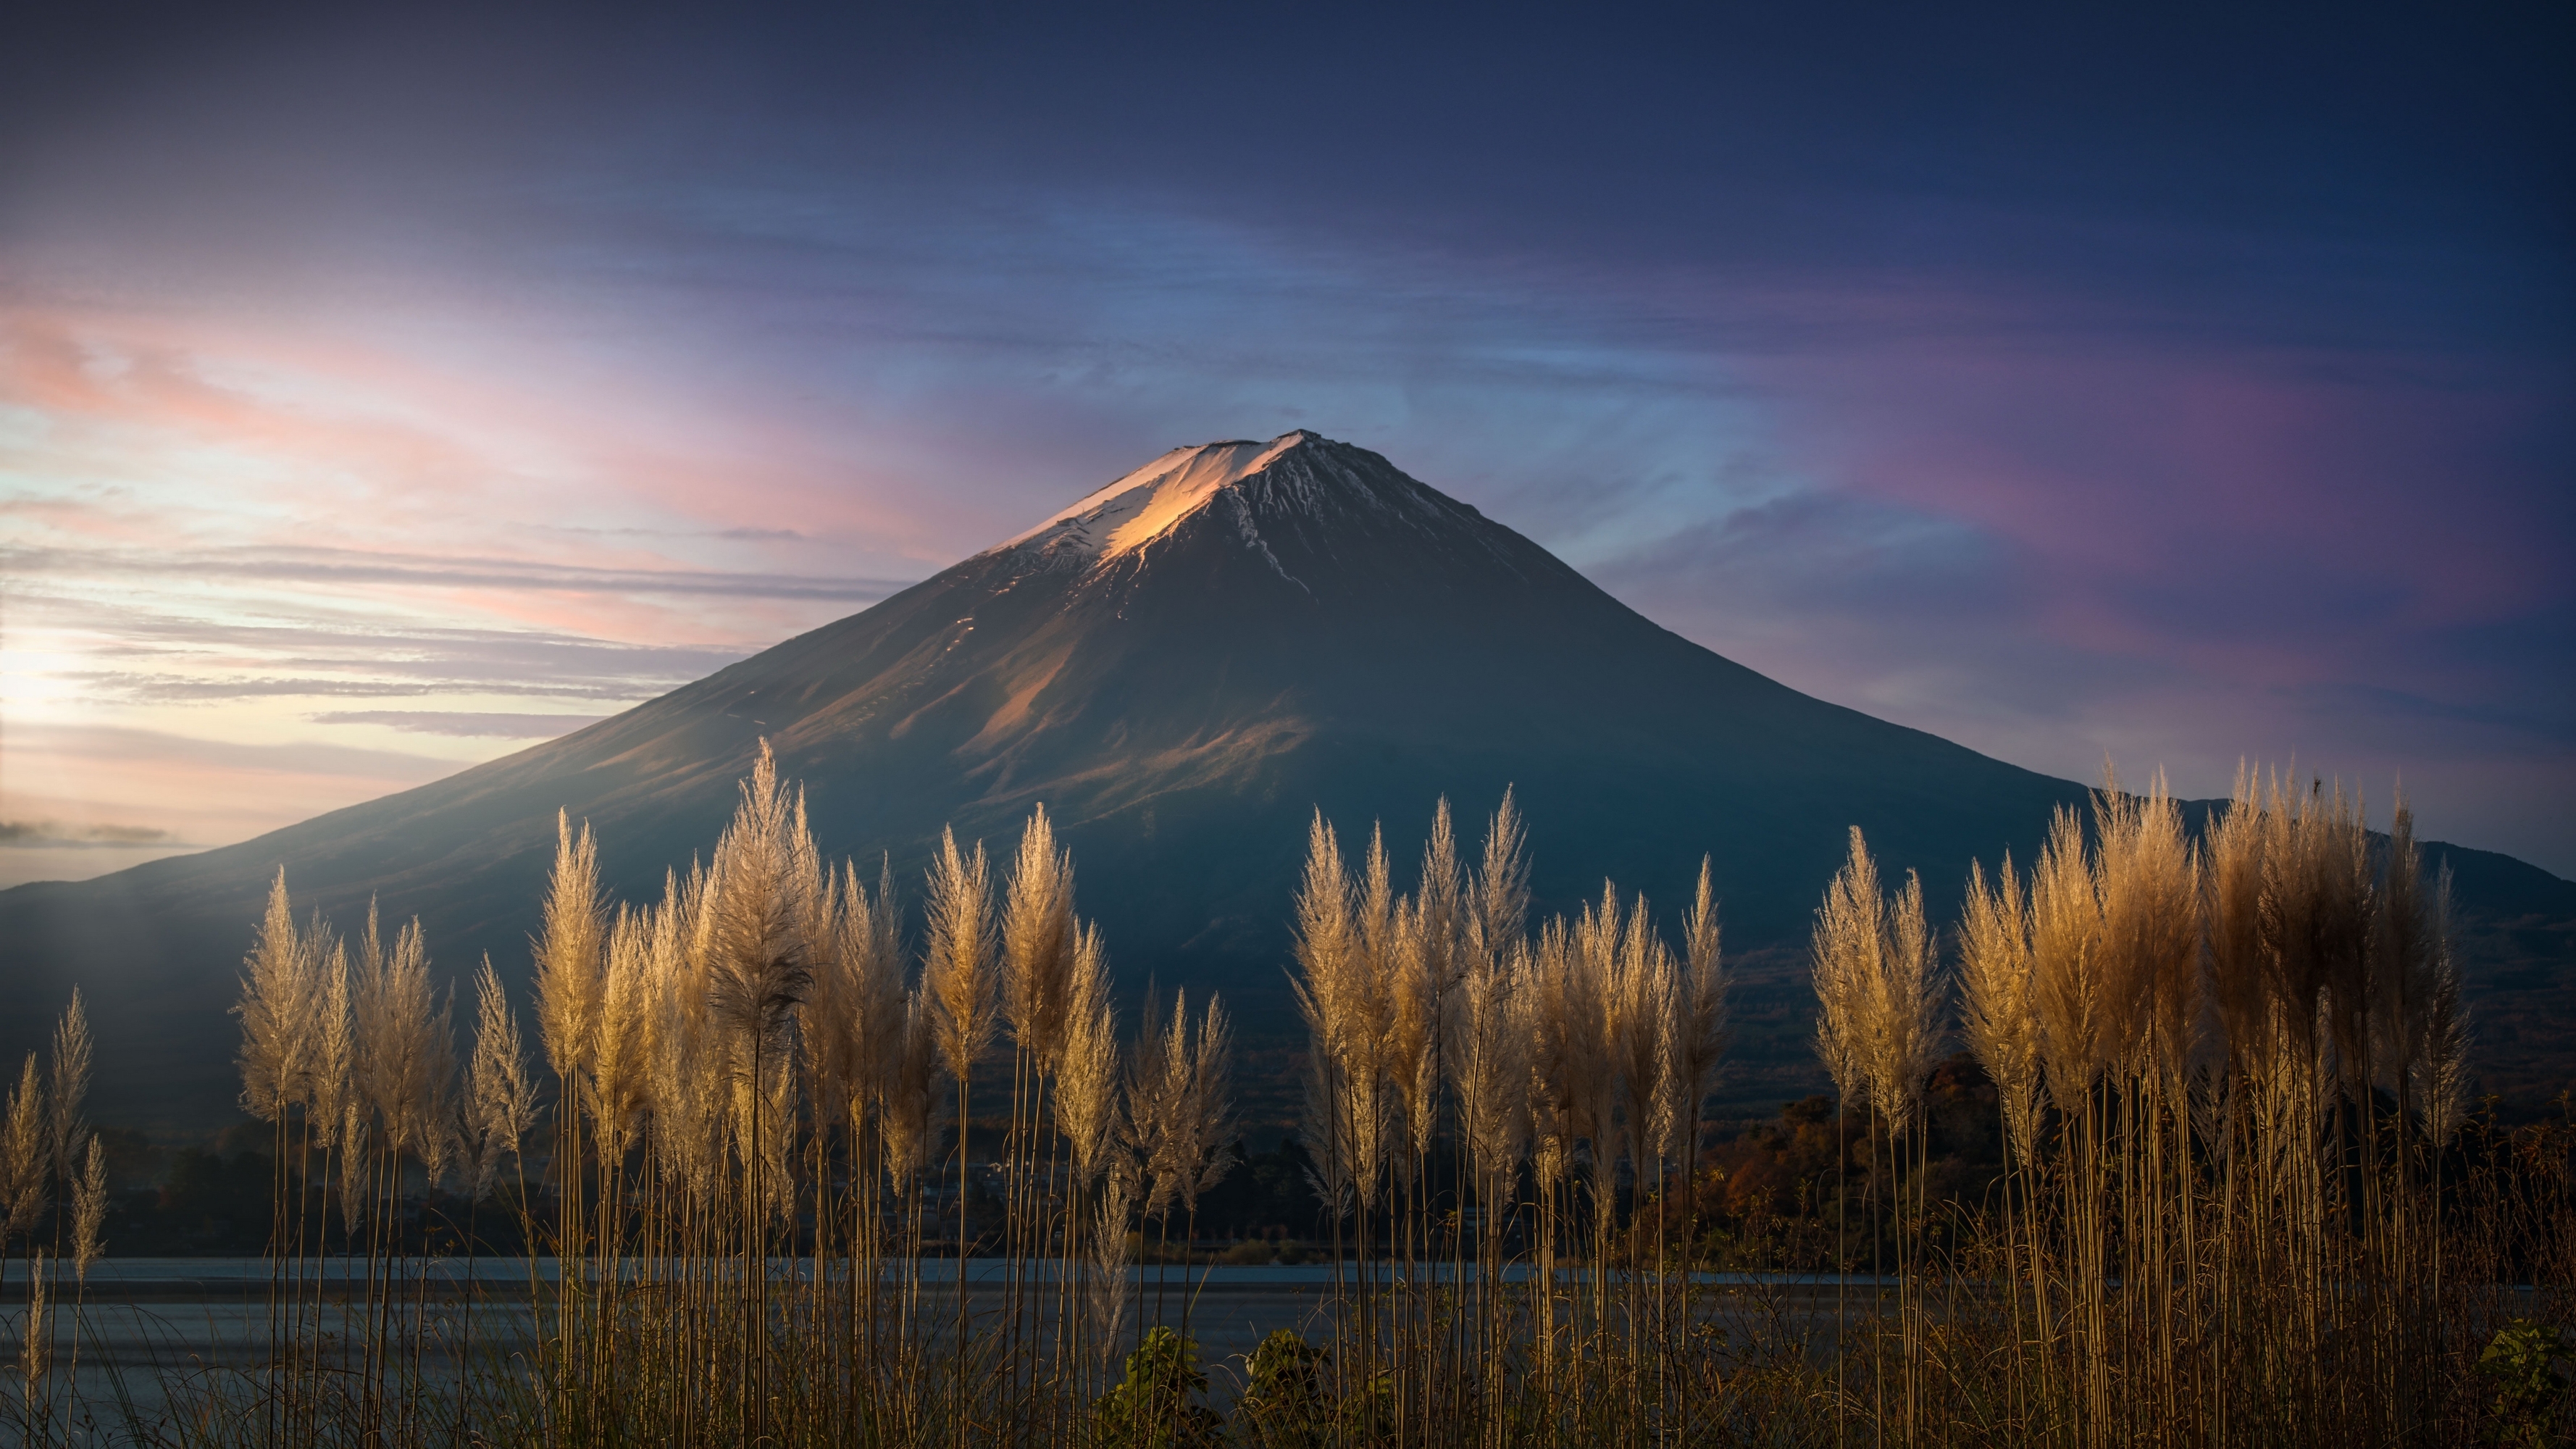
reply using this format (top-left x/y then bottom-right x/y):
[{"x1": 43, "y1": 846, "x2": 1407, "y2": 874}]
[{"x1": 6, "y1": 431, "x2": 2569, "y2": 1127}]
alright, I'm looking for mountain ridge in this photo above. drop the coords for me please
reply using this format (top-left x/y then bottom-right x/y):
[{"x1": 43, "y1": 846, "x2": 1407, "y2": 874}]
[{"x1": 7, "y1": 431, "x2": 2572, "y2": 1127}]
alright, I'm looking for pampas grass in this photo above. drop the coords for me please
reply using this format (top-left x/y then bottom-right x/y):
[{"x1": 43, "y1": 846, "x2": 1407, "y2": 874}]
[
  {"x1": 924, "y1": 825, "x2": 998, "y2": 1083},
  {"x1": 7, "y1": 754, "x2": 2561, "y2": 1448},
  {"x1": 1809, "y1": 828, "x2": 1947, "y2": 1440},
  {"x1": 1960, "y1": 855, "x2": 2043, "y2": 1164},
  {"x1": 235, "y1": 870, "x2": 314, "y2": 1127},
  {"x1": 1914, "y1": 761, "x2": 2562, "y2": 1449},
  {"x1": 467, "y1": 956, "x2": 539, "y2": 1200},
  {"x1": 1, "y1": 1056, "x2": 43, "y2": 1243},
  {"x1": 532, "y1": 813, "x2": 605, "y2": 1092},
  {"x1": 70, "y1": 1138, "x2": 103, "y2": 1284},
  {"x1": 46, "y1": 992, "x2": 90, "y2": 1188},
  {"x1": 1002, "y1": 803, "x2": 1076, "y2": 1069}
]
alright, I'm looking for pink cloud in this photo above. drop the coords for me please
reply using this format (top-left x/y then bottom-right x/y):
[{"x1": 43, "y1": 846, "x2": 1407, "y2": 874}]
[{"x1": 1752, "y1": 332, "x2": 2565, "y2": 669}]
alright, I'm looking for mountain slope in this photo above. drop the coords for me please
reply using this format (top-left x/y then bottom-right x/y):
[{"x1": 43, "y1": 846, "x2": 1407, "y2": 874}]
[{"x1": 7, "y1": 431, "x2": 2570, "y2": 1125}]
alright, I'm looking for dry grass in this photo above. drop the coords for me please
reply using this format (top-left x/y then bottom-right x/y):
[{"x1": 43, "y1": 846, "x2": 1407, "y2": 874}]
[{"x1": 1, "y1": 756, "x2": 2568, "y2": 1447}]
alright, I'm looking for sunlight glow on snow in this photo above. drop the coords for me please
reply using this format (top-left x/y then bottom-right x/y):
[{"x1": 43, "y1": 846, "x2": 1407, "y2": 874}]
[{"x1": 995, "y1": 432, "x2": 1312, "y2": 561}]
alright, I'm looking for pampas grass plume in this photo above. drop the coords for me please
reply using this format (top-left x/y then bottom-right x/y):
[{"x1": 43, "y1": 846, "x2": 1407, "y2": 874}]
[
  {"x1": 2030, "y1": 806, "x2": 2106, "y2": 1106},
  {"x1": 1057, "y1": 923, "x2": 1123, "y2": 1186},
  {"x1": 1869, "y1": 868, "x2": 1942, "y2": 1127},
  {"x1": 1180, "y1": 993, "x2": 1236, "y2": 1208},
  {"x1": 1, "y1": 1055, "x2": 46, "y2": 1240},
  {"x1": 1958, "y1": 855, "x2": 2044, "y2": 1162},
  {"x1": 73, "y1": 1135, "x2": 106, "y2": 1282},
  {"x1": 705, "y1": 741, "x2": 821, "y2": 1066},
  {"x1": 235, "y1": 869, "x2": 314, "y2": 1123},
  {"x1": 534, "y1": 811, "x2": 606, "y2": 1087},
  {"x1": 1810, "y1": 828, "x2": 1878, "y2": 1112},
  {"x1": 1003, "y1": 804, "x2": 1078, "y2": 1068},
  {"x1": 924, "y1": 826, "x2": 998, "y2": 1080},
  {"x1": 1447, "y1": 941, "x2": 1531, "y2": 1188},
  {"x1": 467, "y1": 954, "x2": 539, "y2": 1199},
  {"x1": 47, "y1": 990, "x2": 91, "y2": 1182},
  {"x1": 2094, "y1": 771, "x2": 2202, "y2": 1084},
  {"x1": 881, "y1": 987, "x2": 945, "y2": 1190},
  {"x1": 1473, "y1": 788, "x2": 1531, "y2": 961},
  {"x1": 1677, "y1": 858, "x2": 1730, "y2": 1136}
]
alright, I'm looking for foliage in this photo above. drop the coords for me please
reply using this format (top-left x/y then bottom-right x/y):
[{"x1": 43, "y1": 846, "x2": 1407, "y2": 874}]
[
  {"x1": 1090, "y1": 1326, "x2": 1223, "y2": 1448},
  {"x1": 1234, "y1": 1329, "x2": 1332, "y2": 1448},
  {"x1": 2479, "y1": 1319, "x2": 2574, "y2": 1448}
]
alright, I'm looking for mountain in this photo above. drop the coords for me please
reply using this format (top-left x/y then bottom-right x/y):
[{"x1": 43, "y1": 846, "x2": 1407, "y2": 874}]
[{"x1": 6, "y1": 431, "x2": 2572, "y2": 1127}]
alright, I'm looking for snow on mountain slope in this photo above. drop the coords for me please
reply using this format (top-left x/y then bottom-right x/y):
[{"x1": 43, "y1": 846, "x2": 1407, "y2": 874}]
[
  {"x1": 996, "y1": 433, "x2": 1310, "y2": 560},
  {"x1": 990, "y1": 429, "x2": 1525, "y2": 600}
]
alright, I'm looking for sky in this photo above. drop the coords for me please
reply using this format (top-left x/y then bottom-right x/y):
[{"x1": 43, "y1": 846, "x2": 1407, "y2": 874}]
[{"x1": 1, "y1": 1, "x2": 2569, "y2": 886}]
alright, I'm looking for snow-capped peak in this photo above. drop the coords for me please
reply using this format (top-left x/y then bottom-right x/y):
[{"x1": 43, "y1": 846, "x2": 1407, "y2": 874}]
[{"x1": 995, "y1": 430, "x2": 1321, "y2": 561}]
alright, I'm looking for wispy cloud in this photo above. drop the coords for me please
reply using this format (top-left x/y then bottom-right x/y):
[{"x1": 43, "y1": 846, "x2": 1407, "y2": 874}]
[
  {"x1": 311, "y1": 710, "x2": 611, "y2": 738},
  {"x1": 73, "y1": 675, "x2": 655, "y2": 703},
  {"x1": 0, "y1": 722, "x2": 459, "y2": 886},
  {"x1": 0, "y1": 819, "x2": 186, "y2": 848},
  {"x1": 5, "y1": 586, "x2": 758, "y2": 705},
  {"x1": 543, "y1": 525, "x2": 814, "y2": 543},
  {"x1": 5, "y1": 723, "x2": 463, "y2": 780},
  {"x1": 4, "y1": 543, "x2": 908, "y2": 601},
  {"x1": 0, "y1": 6, "x2": 2564, "y2": 881}
]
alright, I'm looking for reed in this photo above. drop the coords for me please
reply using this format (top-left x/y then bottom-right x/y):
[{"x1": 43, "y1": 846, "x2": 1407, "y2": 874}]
[
  {"x1": 4, "y1": 989, "x2": 114, "y2": 1437},
  {"x1": 7, "y1": 760, "x2": 2569, "y2": 1448}
]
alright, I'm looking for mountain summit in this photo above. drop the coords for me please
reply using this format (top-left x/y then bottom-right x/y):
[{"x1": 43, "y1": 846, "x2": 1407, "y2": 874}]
[
  {"x1": 7, "y1": 432, "x2": 2569, "y2": 1124},
  {"x1": 990, "y1": 430, "x2": 1511, "y2": 577}
]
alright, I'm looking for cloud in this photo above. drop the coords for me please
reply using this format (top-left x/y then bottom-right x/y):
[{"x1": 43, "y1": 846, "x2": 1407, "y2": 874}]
[
  {"x1": 0, "y1": 28, "x2": 2564, "y2": 881},
  {"x1": 73, "y1": 673, "x2": 672, "y2": 704},
  {"x1": 0, "y1": 819, "x2": 185, "y2": 848},
  {"x1": 5, "y1": 722, "x2": 461, "y2": 782},
  {"x1": 311, "y1": 710, "x2": 611, "y2": 737},
  {"x1": 2, "y1": 543, "x2": 909, "y2": 602},
  {"x1": 9, "y1": 588, "x2": 751, "y2": 667},
  {"x1": 4, "y1": 585, "x2": 764, "y2": 705}
]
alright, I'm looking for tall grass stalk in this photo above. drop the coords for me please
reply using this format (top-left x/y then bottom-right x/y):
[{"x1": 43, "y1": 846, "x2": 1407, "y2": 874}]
[{"x1": 7, "y1": 759, "x2": 2567, "y2": 1447}]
